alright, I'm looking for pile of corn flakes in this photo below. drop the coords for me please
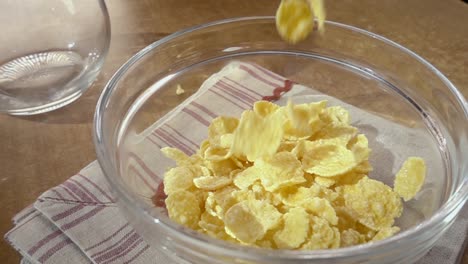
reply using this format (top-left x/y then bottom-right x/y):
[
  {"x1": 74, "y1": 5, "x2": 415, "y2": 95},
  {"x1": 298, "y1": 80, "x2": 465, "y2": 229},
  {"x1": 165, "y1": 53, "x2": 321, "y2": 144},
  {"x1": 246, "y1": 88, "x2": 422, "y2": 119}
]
[{"x1": 161, "y1": 100, "x2": 426, "y2": 249}]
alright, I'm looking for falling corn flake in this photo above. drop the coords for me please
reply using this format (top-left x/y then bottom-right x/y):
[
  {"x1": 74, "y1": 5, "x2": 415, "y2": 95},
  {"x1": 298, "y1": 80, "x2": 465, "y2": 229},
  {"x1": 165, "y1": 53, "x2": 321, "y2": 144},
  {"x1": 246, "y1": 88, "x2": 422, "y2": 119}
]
[
  {"x1": 230, "y1": 110, "x2": 284, "y2": 161},
  {"x1": 159, "y1": 100, "x2": 426, "y2": 250},
  {"x1": 276, "y1": 0, "x2": 326, "y2": 44}
]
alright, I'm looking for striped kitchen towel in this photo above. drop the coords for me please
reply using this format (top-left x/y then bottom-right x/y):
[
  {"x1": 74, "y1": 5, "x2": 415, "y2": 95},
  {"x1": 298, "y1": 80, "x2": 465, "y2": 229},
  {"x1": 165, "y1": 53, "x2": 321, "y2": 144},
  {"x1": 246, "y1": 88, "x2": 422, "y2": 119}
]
[{"x1": 5, "y1": 61, "x2": 467, "y2": 264}]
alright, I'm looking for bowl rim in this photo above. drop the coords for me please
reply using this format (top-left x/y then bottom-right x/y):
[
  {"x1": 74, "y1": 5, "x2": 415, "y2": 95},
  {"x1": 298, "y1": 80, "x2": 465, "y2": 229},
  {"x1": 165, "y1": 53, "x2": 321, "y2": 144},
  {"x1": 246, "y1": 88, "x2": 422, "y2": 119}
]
[{"x1": 94, "y1": 16, "x2": 468, "y2": 260}]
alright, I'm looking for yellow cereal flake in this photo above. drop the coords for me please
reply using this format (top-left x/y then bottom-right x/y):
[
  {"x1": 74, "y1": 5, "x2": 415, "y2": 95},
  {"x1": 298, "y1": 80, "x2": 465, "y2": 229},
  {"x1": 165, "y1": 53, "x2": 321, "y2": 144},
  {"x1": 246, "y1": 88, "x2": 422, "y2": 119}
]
[
  {"x1": 199, "y1": 211, "x2": 224, "y2": 234},
  {"x1": 355, "y1": 223, "x2": 377, "y2": 241},
  {"x1": 161, "y1": 147, "x2": 202, "y2": 166},
  {"x1": 204, "y1": 158, "x2": 239, "y2": 177},
  {"x1": 247, "y1": 198, "x2": 282, "y2": 231},
  {"x1": 251, "y1": 182, "x2": 283, "y2": 207},
  {"x1": 256, "y1": 231, "x2": 276, "y2": 249},
  {"x1": 208, "y1": 116, "x2": 239, "y2": 140},
  {"x1": 312, "y1": 123, "x2": 357, "y2": 144},
  {"x1": 230, "y1": 110, "x2": 284, "y2": 161},
  {"x1": 280, "y1": 186, "x2": 319, "y2": 206},
  {"x1": 198, "y1": 139, "x2": 210, "y2": 158},
  {"x1": 314, "y1": 176, "x2": 336, "y2": 188},
  {"x1": 284, "y1": 100, "x2": 326, "y2": 139},
  {"x1": 354, "y1": 160, "x2": 373, "y2": 174},
  {"x1": 219, "y1": 134, "x2": 234, "y2": 149},
  {"x1": 224, "y1": 201, "x2": 266, "y2": 243},
  {"x1": 205, "y1": 187, "x2": 238, "y2": 219},
  {"x1": 301, "y1": 216, "x2": 340, "y2": 249},
  {"x1": 394, "y1": 157, "x2": 426, "y2": 201},
  {"x1": 308, "y1": 0, "x2": 326, "y2": 32},
  {"x1": 301, "y1": 197, "x2": 338, "y2": 225},
  {"x1": 253, "y1": 101, "x2": 280, "y2": 117},
  {"x1": 321, "y1": 106, "x2": 350, "y2": 125},
  {"x1": 371, "y1": 226, "x2": 400, "y2": 242},
  {"x1": 333, "y1": 171, "x2": 366, "y2": 186},
  {"x1": 302, "y1": 143, "x2": 356, "y2": 177},
  {"x1": 161, "y1": 100, "x2": 423, "y2": 250},
  {"x1": 166, "y1": 190, "x2": 201, "y2": 229},
  {"x1": 342, "y1": 177, "x2": 403, "y2": 230},
  {"x1": 274, "y1": 207, "x2": 310, "y2": 249},
  {"x1": 277, "y1": 140, "x2": 299, "y2": 153},
  {"x1": 223, "y1": 199, "x2": 281, "y2": 244},
  {"x1": 163, "y1": 166, "x2": 196, "y2": 195},
  {"x1": 335, "y1": 206, "x2": 358, "y2": 230},
  {"x1": 255, "y1": 152, "x2": 306, "y2": 191},
  {"x1": 349, "y1": 134, "x2": 371, "y2": 163},
  {"x1": 340, "y1": 228, "x2": 366, "y2": 247},
  {"x1": 204, "y1": 146, "x2": 230, "y2": 161},
  {"x1": 233, "y1": 166, "x2": 261, "y2": 190},
  {"x1": 193, "y1": 176, "x2": 232, "y2": 191},
  {"x1": 175, "y1": 84, "x2": 185, "y2": 95},
  {"x1": 276, "y1": 0, "x2": 326, "y2": 44},
  {"x1": 276, "y1": 0, "x2": 314, "y2": 44}
]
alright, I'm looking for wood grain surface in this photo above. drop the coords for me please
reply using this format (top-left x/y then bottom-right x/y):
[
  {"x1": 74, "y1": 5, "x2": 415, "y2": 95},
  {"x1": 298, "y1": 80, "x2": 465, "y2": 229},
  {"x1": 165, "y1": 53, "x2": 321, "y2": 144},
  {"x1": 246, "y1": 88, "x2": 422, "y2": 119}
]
[{"x1": 1, "y1": 0, "x2": 467, "y2": 263}]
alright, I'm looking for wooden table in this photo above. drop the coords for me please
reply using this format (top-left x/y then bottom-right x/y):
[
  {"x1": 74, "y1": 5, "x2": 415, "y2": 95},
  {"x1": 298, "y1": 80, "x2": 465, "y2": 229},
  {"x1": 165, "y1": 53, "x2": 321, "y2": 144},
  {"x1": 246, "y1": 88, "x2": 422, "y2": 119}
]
[{"x1": 1, "y1": 0, "x2": 467, "y2": 263}]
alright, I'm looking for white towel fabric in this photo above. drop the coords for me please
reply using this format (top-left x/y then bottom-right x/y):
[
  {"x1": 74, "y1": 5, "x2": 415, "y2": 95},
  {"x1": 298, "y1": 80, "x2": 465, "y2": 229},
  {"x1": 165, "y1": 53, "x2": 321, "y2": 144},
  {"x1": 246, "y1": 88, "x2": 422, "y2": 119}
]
[{"x1": 5, "y1": 62, "x2": 467, "y2": 264}]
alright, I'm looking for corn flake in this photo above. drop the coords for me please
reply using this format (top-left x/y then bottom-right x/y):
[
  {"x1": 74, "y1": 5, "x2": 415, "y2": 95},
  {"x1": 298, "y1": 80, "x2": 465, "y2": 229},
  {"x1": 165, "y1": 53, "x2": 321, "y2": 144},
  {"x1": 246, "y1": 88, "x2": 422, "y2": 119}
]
[
  {"x1": 301, "y1": 216, "x2": 340, "y2": 249},
  {"x1": 253, "y1": 101, "x2": 280, "y2": 117},
  {"x1": 371, "y1": 226, "x2": 400, "y2": 242},
  {"x1": 275, "y1": 0, "x2": 314, "y2": 44},
  {"x1": 342, "y1": 177, "x2": 403, "y2": 230},
  {"x1": 224, "y1": 201, "x2": 266, "y2": 243},
  {"x1": 163, "y1": 166, "x2": 196, "y2": 195},
  {"x1": 284, "y1": 100, "x2": 326, "y2": 140},
  {"x1": 274, "y1": 207, "x2": 310, "y2": 249},
  {"x1": 208, "y1": 116, "x2": 239, "y2": 141},
  {"x1": 205, "y1": 186, "x2": 238, "y2": 219},
  {"x1": 340, "y1": 228, "x2": 366, "y2": 247},
  {"x1": 312, "y1": 123, "x2": 357, "y2": 144},
  {"x1": 314, "y1": 176, "x2": 336, "y2": 188},
  {"x1": 301, "y1": 197, "x2": 338, "y2": 225},
  {"x1": 394, "y1": 157, "x2": 426, "y2": 201},
  {"x1": 161, "y1": 147, "x2": 202, "y2": 166},
  {"x1": 166, "y1": 190, "x2": 201, "y2": 229},
  {"x1": 204, "y1": 146, "x2": 230, "y2": 161},
  {"x1": 247, "y1": 198, "x2": 282, "y2": 231},
  {"x1": 321, "y1": 106, "x2": 350, "y2": 125},
  {"x1": 194, "y1": 176, "x2": 232, "y2": 191},
  {"x1": 233, "y1": 166, "x2": 261, "y2": 190},
  {"x1": 349, "y1": 134, "x2": 371, "y2": 164},
  {"x1": 204, "y1": 157, "x2": 240, "y2": 177},
  {"x1": 255, "y1": 152, "x2": 305, "y2": 191},
  {"x1": 302, "y1": 142, "x2": 356, "y2": 177},
  {"x1": 230, "y1": 110, "x2": 283, "y2": 161}
]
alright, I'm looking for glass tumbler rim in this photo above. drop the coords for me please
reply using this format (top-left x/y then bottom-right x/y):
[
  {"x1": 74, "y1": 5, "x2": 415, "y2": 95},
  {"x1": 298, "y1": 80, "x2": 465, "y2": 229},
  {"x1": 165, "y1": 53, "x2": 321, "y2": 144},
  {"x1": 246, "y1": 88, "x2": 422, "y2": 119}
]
[{"x1": 94, "y1": 16, "x2": 468, "y2": 261}]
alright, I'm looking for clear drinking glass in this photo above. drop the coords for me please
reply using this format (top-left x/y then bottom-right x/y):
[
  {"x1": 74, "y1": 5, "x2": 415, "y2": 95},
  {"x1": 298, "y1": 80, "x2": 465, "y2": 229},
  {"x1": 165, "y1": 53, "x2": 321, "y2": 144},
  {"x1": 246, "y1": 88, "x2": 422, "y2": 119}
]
[{"x1": 0, "y1": 0, "x2": 110, "y2": 115}]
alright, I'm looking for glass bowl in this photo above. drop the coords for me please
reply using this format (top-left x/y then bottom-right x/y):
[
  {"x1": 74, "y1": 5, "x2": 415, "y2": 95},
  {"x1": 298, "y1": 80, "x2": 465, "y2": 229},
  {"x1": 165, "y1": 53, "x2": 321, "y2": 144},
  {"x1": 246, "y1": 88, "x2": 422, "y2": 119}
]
[{"x1": 94, "y1": 17, "x2": 467, "y2": 264}]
